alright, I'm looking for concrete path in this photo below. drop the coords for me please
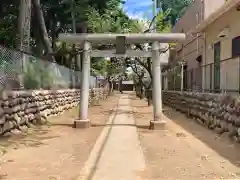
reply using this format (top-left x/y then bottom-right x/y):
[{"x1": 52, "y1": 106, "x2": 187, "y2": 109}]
[{"x1": 78, "y1": 94, "x2": 146, "y2": 180}]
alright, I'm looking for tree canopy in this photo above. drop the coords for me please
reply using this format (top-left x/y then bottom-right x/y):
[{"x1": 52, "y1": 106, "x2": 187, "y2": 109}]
[
  {"x1": 159, "y1": 0, "x2": 193, "y2": 26},
  {"x1": 0, "y1": 0, "x2": 191, "y2": 83},
  {"x1": 0, "y1": 0, "x2": 139, "y2": 48}
]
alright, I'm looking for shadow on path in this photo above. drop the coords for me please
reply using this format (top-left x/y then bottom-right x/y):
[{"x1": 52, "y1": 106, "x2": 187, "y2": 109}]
[
  {"x1": 91, "y1": 123, "x2": 149, "y2": 130},
  {"x1": 84, "y1": 105, "x2": 118, "y2": 180},
  {"x1": 82, "y1": 94, "x2": 147, "y2": 180},
  {"x1": 164, "y1": 106, "x2": 240, "y2": 168}
]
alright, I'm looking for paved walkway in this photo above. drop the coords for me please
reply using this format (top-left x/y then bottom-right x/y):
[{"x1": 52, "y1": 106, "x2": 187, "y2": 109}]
[{"x1": 78, "y1": 94, "x2": 145, "y2": 180}]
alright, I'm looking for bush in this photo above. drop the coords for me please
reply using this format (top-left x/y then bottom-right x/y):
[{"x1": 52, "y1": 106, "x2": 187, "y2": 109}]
[{"x1": 23, "y1": 57, "x2": 55, "y2": 89}]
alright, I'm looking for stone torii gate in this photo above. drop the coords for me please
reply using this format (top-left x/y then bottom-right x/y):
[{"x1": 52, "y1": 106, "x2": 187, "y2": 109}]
[{"x1": 59, "y1": 33, "x2": 185, "y2": 129}]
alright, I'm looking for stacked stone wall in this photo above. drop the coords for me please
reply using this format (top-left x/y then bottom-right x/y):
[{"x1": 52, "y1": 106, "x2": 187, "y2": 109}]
[
  {"x1": 0, "y1": 88, "x2": 108, "y2": 135},
  {"x1": 163, "y1": 91, "x2": 240, "y2": 140}
]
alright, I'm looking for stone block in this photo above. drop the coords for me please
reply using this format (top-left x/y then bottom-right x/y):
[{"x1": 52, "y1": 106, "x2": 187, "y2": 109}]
[
  {"x1": 162, "y1": 90, "x2": 240, "y2": 141},
  {"x1": 149, "y1": 120, "x2": 166, "y2": 130},
  {"x1": 73, "y1": 119, "x2": 90, "y2": 129},
  {"x1": 0, "y1": 88, "x2": 107, "y2": 135}
]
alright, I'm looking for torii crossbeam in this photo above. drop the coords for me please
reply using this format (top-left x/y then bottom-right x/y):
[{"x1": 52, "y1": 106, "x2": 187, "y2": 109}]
[{"x1": 59, "y1": 33, "x2": 185, "y2": 129}]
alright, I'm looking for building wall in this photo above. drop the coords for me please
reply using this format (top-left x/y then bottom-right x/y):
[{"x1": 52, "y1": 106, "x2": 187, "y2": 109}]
[
  {"x1": 169, "y1": 0, "x2": 225, "y2": 90},
  {"x1": 203, "y1": 7, "x2": 240, "y2": 91},
  {"x1": 172, "y1": 0, "x2": 203, "y2": 58},
  {"x1": 204, "y1": 0, "x2": 226, "y2": 19},
  {"x1": 171, "y1": 0, "x2": 225, "y2": 67}
]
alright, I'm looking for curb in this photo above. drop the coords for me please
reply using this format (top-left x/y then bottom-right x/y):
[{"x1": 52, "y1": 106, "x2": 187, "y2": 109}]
[{"x1": 76, "y1": 106, "x2": 118, "y2": 180}]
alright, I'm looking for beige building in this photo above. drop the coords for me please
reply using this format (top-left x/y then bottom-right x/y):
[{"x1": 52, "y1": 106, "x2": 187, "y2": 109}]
[
  {"x1": 192, "y1": 0, "x2": 240, "y2": 92},
  {"x1": 169, "y1": 0, "x2": 226, "y2": 90}
]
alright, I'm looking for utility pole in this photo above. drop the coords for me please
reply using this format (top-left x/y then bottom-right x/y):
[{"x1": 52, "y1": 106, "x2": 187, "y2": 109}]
[
  {"x1": 17, "y1": 0, "x2": 32, "y2": 89},
  {"x1": 153, "y1": 0, "x2": 157, "y2": 29},
  {"x1": 180, "y1": 61, "x2": 184, "y2": 92}
]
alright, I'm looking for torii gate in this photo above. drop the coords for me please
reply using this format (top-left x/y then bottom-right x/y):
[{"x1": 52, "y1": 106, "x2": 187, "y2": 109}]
[{"x1": 59, "y1": 33, "x2": 185, "y2": 129}]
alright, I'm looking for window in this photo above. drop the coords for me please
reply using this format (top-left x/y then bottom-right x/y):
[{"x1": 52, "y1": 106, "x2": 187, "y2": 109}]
[{"x1": 232, "y1": 36, "x2": 240, "y2": 57}]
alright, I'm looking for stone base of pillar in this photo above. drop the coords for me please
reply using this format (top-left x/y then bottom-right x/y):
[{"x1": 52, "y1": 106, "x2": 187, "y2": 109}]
[
  {"x1": 149, "y1": 120, "x2": 166, "y2": 130},
  {"x1": 73, "y1": 119, "x2": 90, "y2": 128}
]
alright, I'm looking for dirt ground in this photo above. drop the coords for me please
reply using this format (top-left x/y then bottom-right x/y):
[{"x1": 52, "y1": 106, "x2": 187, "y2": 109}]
[
  {"x1": 0, "y1": 94, "x2": 119, "y2": 180},
  {"x1": 131, "y1": 95, "x2": 240, "y2": 180}
]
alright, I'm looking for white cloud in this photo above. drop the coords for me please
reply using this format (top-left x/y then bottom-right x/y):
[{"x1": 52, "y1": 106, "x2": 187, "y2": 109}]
[
  {"x1": 123, "y1": 0, "x2": 153, "y2": 20},
  {"x1": 127, "y1": 12, "x2": 146, "y2": 20}
]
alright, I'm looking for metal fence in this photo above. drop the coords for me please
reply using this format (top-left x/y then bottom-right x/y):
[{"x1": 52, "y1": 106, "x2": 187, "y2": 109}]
[
  {"x1": 164, "y1": 56, "x2": 240, "y2": 95},
  {"x1": 165, "y1": 65, "x2": 182, "y2": 91},
  {"x1": 0, "y1": 45, "x2": 98, "y2": 91}
]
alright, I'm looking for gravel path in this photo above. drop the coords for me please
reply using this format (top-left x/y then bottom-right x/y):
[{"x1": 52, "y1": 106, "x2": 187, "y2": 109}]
[
  {"x1": 1, "y1": 93, "x2": 240, "y2": 180},
  {"x1": 79, "y1": 94, "x2": 145, "y2": 180},
  {"x1": 0, "y1": 95, "x2": 119, "y2": 180},
  {"x1": 131, "y1": 95, "x2": 240, "y2": 180}
]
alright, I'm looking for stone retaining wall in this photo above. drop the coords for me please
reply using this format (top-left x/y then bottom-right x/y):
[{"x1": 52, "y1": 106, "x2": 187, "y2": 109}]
[
  {"x1": 0, "y1": 88, "x2": 108, "y2": 135},
  {"x1": 163, "y1": 91, "x2": 240, "y2": 140}
]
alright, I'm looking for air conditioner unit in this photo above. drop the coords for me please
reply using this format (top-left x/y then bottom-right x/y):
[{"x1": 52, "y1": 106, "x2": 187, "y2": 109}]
[{"x1": 217, "y1": 27, "x2": 230, "y2": 38}]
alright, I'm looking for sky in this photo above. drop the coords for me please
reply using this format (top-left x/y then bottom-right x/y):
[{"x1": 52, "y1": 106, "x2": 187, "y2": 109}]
[
  {"x1": 123, "y1": 0, "x2": 154, "y2": 20},
  {"x1": 122, "y1": 0, "x2": 157, "y2": 74}
]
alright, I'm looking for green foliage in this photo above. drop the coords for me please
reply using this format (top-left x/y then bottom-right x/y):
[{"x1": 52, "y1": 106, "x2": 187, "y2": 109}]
[
  {"x1": 0, "y1": 0, "x2": 19, "y2": 47},
  {"x1": 86, "y1": 5, "x2": 141, "y2": 33},
  {"x1": 0, "y1": 0, "x2": 126, "y2": 47},
  {"x1": 156, "y1": 11, "x2": 172, "y2": 33},
  {"x1": 106, "y1": 58, "x2": 124, "y2": 77},
  {"x1": 24, "y1": 63, "x2": 41, "y2": 89},
  {"x1": 159, "y1": 0, "x2": 193, "y2": 26},
  {"x1": 85, "y1": 0, "x2": 142, "y2": 77},
  {"x1": 0, "y1": 0, "x2": 142, "y2": 81},
  {"x1": 91, "y1": 57, "x2": 108, "y2": 76},
  {"x1": 23, "y1": 57, "x2": 56, "y2": 89},
  {"x1": 128, "y1": 19, "x2": 142, "y2": 33}
]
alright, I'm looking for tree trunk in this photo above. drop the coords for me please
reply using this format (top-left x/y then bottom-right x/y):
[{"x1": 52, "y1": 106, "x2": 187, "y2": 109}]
[
  {"x1": 139, "y1": 81, "x2": 144, "y2": 99},
  {"x1": 111, "y1": 82, "x2": 113, "y2": 92},
  {"x1": 147, "y1": 88, "x2": 152, "y2": 106},
  {"x1": 32, "y1": 0, "x2": 54, "y2": 60},
  {"x1": 32, "y1": 0, "x2": 62, "y2": 89},
  {"x1": 108, "y1": 79, "x2": 112, "y2": 95},
  {"x1": 147, "y1": 97, "x2": 152, "y2": 106},
  {"x1": 32, "y1": 15, "x2": 44, "y2": 55},
  {"x1": 15, "y1": 0, "x2": 32, "y2": 89},
  {"x1": 140, "y1": 88, "x2": 144, "y2": 99},
  {"x1": 146, "y1": 58, "x2": 152, "y2": 106},
  {"x1": 50, "y1": 18, "x2": 57, "y2": 51},
  {"x1": 17, "y1": 0, "x2": 31, "y2": 51}
]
